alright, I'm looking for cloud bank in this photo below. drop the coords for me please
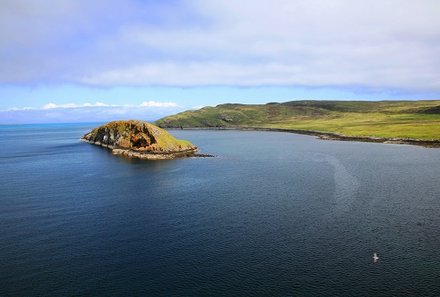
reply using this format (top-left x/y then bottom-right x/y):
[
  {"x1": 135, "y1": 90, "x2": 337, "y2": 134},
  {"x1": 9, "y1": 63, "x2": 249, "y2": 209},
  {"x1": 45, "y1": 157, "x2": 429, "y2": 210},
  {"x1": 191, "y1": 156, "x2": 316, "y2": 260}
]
[
  {"x1": 1, "y1": 101, "x2": 182, "y2": 124},
  {"x1": 1, "y1": 0, "x2": 439, "y2": 91}
]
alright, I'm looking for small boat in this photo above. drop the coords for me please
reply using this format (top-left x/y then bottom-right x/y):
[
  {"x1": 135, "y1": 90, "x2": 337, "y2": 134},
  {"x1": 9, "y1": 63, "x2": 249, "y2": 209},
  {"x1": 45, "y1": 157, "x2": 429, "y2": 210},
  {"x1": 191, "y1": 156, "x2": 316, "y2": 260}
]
[{"x1": 373, "y1": 252, "x2": 379, "y2": 263}]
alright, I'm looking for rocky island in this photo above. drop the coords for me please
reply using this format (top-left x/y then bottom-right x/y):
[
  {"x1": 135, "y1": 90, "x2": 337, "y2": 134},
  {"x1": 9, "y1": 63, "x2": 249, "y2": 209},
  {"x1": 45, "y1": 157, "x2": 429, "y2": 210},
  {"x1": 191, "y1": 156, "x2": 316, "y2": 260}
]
[{"x1": 81, "y1": 120, "x2": 199, "y2": 160}]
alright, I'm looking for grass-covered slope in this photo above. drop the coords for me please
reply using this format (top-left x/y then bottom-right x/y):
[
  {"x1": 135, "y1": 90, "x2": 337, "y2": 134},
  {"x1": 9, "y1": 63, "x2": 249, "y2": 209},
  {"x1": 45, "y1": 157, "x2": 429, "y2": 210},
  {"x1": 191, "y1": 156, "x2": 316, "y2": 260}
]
[{"x1": 155, "y1": 100, "x2": 440, "y2": 141}]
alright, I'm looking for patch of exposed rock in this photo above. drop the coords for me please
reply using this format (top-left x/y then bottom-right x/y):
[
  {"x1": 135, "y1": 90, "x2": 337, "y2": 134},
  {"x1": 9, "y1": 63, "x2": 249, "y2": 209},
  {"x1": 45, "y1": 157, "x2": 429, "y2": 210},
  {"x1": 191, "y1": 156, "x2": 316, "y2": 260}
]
[{"x1": 81, "y1": 120, "x2": 198, "y2": 159}]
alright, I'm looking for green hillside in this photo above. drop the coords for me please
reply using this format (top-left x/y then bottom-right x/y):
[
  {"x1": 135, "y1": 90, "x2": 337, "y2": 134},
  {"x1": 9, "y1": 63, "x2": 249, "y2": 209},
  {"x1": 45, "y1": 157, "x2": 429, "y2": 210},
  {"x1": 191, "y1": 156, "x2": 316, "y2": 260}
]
[{"x1": 155, "y1": 100, "x2": 440, "y2": 141}]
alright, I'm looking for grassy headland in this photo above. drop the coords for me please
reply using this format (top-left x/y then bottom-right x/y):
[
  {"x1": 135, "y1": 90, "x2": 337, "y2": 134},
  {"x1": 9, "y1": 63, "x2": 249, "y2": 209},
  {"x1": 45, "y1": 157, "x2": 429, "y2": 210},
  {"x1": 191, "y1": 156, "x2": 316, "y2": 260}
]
[{"x1": 155, "y1": 100, "x2": 440, "y2": 144}]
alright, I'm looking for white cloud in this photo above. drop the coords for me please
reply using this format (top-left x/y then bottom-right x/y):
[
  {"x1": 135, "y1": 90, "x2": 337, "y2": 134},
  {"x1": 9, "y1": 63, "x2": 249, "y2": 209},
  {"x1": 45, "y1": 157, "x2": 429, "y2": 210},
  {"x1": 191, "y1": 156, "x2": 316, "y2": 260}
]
[
  {"x1": 42, "y1": 102, "x2": 109, "y2": 109},
  {"x1": 7, "y1": 106, "x2": 33, "y2": 111},
  {"x1": 140, "y1": 101, "x2": 179, "y2": 107},
  {"x1": 190, "y1": 105, "x2": 208, "y2": 110},
  {"x1": 77, "y1": 0, "x2": 440, "y2": 90},
  {"x1": 1, "y1": 0, "x2": 440, "y2": 91},
  {"x1": 1, "y1": 100, "x2": 184, "y2": 124},
  {"x1": 81, "y1": 61, "x2": 440, "y2": 90},
  {"x1": 7, "y1": 101, "x2": 179, "y2": 111}
]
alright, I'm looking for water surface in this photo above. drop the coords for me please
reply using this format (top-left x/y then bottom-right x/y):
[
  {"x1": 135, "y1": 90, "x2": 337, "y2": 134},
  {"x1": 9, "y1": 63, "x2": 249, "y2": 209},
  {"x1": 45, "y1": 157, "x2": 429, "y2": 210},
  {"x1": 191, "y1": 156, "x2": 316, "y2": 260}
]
[{"x1": 1, "y1": 124, "x2": 440, "y2": 296}]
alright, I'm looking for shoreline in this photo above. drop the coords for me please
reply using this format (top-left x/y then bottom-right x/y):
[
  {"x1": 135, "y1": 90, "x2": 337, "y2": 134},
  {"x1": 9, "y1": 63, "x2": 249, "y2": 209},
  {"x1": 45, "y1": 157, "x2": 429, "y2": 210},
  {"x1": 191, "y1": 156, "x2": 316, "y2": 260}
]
[
  {"x1": 164, "y1": 127, "x2": 440, "y2": 148},
  {"x1": 80, "y1": 138, "x2": 201, "y2": 159}
]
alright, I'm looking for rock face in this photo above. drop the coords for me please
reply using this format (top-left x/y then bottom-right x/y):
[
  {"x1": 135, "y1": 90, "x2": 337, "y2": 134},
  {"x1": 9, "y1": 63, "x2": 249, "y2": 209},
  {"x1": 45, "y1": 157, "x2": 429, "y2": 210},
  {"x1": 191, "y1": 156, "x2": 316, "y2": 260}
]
[{"x1": 81, "y1": 120, "x2": 198, "y2": 159}]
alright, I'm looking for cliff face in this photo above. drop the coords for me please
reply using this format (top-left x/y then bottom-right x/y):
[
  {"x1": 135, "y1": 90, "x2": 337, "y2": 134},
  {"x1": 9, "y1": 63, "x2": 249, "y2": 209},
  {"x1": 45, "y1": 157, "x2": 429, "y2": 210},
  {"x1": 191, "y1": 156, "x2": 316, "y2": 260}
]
[{"x1": 81, "y1": 120, "x2": 197, "y2": 159}]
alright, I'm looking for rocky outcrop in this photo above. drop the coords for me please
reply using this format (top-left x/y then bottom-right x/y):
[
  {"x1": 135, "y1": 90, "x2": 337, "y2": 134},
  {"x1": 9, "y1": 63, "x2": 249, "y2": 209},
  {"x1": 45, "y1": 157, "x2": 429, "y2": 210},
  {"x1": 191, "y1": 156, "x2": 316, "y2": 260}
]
[{"x1": 81, "y1": 120, "x2": 198, "y2": 159}]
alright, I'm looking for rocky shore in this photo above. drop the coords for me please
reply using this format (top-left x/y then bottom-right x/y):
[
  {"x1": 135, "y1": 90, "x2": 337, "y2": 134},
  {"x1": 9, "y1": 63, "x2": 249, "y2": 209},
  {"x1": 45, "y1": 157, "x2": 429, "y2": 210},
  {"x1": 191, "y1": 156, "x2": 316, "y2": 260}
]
[
  {"x1": 166, "y1": 127, "x2": 440, "y2": 148},
  {"x1": 316, "y1": 133, "x2": 440, "y2": 148},
  {"x1": 81, "y1": 120, "x2": 201, "y2": 160}
]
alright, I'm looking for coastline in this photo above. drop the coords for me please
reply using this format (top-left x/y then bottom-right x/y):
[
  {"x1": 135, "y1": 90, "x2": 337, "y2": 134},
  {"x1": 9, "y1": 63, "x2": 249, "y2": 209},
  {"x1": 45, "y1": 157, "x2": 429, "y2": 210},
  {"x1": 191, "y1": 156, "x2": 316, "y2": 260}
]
[
  {"x1": 80, "y1": 138, "x2": 200, "y2": 159},
  {"x1": 164, "y1": 127, "x2": 440, "y2": 148}
]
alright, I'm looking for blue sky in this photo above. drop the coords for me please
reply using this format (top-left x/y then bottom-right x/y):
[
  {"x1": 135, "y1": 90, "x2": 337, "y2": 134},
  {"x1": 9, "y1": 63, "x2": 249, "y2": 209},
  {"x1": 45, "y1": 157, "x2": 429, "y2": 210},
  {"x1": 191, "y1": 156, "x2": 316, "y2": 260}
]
[{"x1": 1, "y1": 0, "x2": 439, "y2": 123}]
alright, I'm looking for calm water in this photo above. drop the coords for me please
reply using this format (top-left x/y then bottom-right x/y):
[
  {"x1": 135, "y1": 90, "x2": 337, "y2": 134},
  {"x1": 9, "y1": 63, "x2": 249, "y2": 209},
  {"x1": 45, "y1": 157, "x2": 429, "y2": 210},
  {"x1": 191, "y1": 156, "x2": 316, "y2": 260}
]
[{"x1": 1, "y1": 123, "x2": 440, "y2": 296}]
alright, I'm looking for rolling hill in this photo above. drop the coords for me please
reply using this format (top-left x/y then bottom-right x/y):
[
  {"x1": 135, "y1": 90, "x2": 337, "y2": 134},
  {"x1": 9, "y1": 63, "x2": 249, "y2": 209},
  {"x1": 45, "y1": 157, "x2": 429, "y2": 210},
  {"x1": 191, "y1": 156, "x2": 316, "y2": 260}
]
[{"x1": 155, "y1": 100, "x2": 440, "y2": 143}]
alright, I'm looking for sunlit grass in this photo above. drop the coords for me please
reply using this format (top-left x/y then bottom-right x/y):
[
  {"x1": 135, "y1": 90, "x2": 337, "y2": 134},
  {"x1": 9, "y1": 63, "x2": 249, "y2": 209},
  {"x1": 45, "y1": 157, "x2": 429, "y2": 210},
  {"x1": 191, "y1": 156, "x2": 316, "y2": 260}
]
[{"x1": 156, "y1": 101, "x2": 440, "y2": 140}]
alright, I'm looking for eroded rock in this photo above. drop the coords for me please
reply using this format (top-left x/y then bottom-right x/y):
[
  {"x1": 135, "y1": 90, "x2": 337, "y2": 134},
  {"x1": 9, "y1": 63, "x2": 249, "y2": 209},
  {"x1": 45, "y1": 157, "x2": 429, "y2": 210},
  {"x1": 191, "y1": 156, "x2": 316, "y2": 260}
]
[{"x1": 81, "y1": 120, "x2": 198, "y2": 160}]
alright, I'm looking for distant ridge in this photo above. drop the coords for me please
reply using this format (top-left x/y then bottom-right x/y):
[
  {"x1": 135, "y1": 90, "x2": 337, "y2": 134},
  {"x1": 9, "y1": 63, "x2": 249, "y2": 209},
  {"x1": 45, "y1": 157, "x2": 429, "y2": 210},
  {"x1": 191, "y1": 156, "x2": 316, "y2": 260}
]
[{"x1": 155, "y1": 100, "x2": 440, "y2": 146}]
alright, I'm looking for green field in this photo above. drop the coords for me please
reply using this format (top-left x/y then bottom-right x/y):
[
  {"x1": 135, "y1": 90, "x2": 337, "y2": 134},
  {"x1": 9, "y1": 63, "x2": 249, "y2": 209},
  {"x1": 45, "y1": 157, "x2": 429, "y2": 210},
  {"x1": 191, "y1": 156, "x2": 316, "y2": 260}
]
[{"x1": 155, "y1": 100, "x2": 440, "y2": 141}]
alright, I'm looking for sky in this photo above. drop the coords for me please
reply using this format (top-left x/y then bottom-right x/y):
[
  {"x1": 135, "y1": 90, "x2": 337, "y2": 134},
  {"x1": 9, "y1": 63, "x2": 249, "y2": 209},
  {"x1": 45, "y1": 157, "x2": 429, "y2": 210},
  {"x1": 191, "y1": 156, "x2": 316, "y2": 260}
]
[{"x1": 1, "y1": 0, "x2": 439, "y2": 123}]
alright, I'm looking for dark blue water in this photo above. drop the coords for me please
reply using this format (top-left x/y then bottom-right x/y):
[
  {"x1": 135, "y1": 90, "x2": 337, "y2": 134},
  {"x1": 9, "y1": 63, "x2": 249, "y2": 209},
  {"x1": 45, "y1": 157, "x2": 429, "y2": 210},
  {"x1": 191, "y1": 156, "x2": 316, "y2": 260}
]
[{"x1": 1, "y1": 123, "x2": 440, "y2": 296}]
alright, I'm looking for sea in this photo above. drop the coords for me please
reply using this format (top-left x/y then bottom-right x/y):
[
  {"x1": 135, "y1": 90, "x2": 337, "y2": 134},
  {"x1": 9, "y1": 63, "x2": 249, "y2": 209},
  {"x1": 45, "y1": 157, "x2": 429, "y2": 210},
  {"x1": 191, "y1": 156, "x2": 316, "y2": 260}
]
[{"x1": 1, "y1": 123, "x2": 440, "y2": 296}]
